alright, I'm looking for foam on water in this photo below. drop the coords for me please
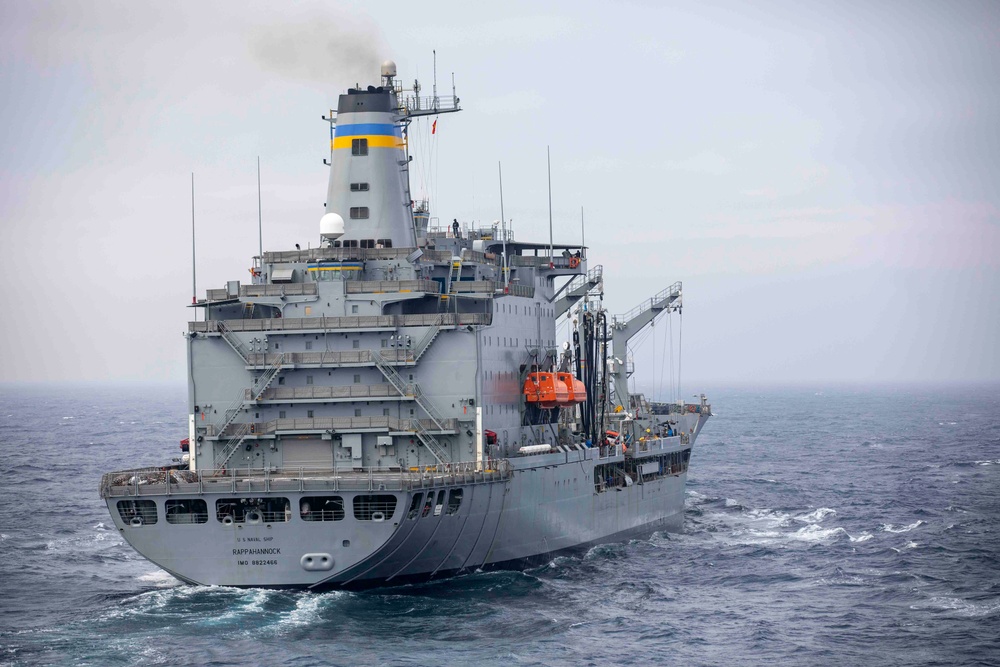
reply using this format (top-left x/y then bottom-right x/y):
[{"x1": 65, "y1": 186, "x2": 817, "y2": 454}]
[
  {"x1": 795, "y1": 507, "x2": 837, "y2": 523},
  {"x1": 880, "y1": 520, "x2": 924, "y2": 533},
  {"x1": 137, "y1": 570, "x2": 181, "y2": 587},
  {"x1": 281, "y1": 592, "x2": 339, "y2": 628},
  {"x1": 910, "y1": 597, "x2": 1000, "y2": 618}
]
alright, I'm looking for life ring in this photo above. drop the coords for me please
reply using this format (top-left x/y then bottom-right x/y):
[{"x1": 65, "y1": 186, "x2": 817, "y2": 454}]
[
  {"x1": 249, "y1": 267, "x2": 260, "y2": 277},
  {"x1": 687, "y1": 405, "x2": 697, "y2": 413},
  {"x1": 568, "y1": 256, "x2": 580, "y2": 268}
]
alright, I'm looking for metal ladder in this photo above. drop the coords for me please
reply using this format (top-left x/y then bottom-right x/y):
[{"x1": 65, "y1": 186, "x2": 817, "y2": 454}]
[
  {"x1": 371, "y1": 350, "x2": 451, "y2": 463},
  {"x1": 217, "y1": 321, "x2": 250, "y2": 363},
  {"x1": 411, "y1": 326, "x2": 440, "y2": 363},
  {"x1": 251, "y1": 353, "x2": 285, "y2": 400},
  {"x1": 213, "y1": 353, "x2": 285, "y2": 469},
  {"x1": 215, "y1": 422, "x2": 253, "y2": 469},
  {"x1": 442, "y1": 257, "x2": 462, "y2": 303}
]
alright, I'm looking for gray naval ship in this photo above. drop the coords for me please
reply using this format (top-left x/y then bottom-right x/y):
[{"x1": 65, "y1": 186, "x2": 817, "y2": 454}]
[{"x1": 100, "y1": 60, "x2": 712, "y2": 589}]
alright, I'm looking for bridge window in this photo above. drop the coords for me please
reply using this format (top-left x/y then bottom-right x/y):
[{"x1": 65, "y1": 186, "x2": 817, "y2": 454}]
[
  {"x1": 377, "y1": 239, "x2": 392, "y2": 248},
  {"x1": 350, "y1": 182, "x2": 370, "y2": 192},
  {"x1": 360, "y1": 238, "x2": 375, "y2": 248},
  {"x1": 117, "y1": 499, "x2": 157, "y2": 526},
  {"x1": 353, "y1": 494, "x2": 397, "y2": 521},
  {"x1": 300, "y1": 496, "x2": 345, "y2": 521},
  {"x1": 352, "y1": 138, "x2": 368, "y2": 156},
  {"x1": 350, "y1": 207, "x2": 369, "y2": 220},
  {"x1": 165, "y1": 499, "x2": 208, "y2": 524}
]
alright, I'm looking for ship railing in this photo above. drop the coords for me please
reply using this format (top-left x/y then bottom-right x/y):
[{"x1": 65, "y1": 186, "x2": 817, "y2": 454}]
[
  {"x1": 207, "y1": 416, "x2": 458, "y2": 438},
  {"x1": 629, "y1": 435, "x2": 683, "y2": 455},
  {"x1": 247, "y1": 383, "x2": 415, "y2": 402},
  {"x1": 508, "y1": 254, "x2": 584, "y2": 269},
  {"x1": 647, "y1": 402, "x2": 711, "y2": 417},
  {"x1": 264, "y1": 247, "x2": 415, "y2": 263},
  {"x1": 205, "y1": 288, "x2": 233, "y2": 302},
  {"x1": 496, "y1": 283, "x2": 535, "y2": 298},
  {"x1": 400, "y1": 94, "x2": 460, "y2": 116},
  {"x1": 206, "y1": 416, "x2": 458, "y2": 438},
  {"x1": 99, "y1": 461, "x2": 512, "y2": 499},
  {"x1": 239, "y1": 283, "x2": 318, "y2": 298},
  {"x1": 612, "y1": 282, "x2": 683, "y2": 328},
  {"x1": 597, "y1": 444, "x2": 623, "y2": 459},
  {"x1": 189, "y1": 312, "x2": 493, "y2": 334},
  {"x1": 345, "y1": 280, "x2": 441, "y2": 294},
  {"x1": 261, "y1": 247, "x2": 454, "y2": 264}
]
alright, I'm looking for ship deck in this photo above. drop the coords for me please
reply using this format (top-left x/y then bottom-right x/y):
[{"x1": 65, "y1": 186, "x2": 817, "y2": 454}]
[{"x1": 99, "y1": 462, "x2": 513, "y2": 499}]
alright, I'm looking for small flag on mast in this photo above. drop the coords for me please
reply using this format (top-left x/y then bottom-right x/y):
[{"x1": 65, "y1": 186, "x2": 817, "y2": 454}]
[{"x1": 431, "y1": 119, "x2": 437, "y2": 135}]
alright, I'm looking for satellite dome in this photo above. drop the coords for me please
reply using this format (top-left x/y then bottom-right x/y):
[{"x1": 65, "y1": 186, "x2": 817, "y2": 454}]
[
  {"x1": 381, "y1": 60, "x2": 397, "y2": 78},
  {"x1": 320, "y1": 212, "x2": 345, "y2": 240}
]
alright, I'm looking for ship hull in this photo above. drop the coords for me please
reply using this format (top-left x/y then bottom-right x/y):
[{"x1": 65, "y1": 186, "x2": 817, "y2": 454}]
[{"x1": 105, "y1": 447, "x2": 688, "y2": 589}]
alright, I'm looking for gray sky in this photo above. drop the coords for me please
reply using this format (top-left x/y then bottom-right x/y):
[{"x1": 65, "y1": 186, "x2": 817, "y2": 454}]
[{"x1": 1, "y1": 0, "x2": 998, "y2": 389}]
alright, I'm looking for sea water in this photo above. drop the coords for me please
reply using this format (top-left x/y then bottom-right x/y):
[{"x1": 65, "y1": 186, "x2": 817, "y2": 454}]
[{"x1": 1, "y1": 383, "x2": 998, "y2": 666}]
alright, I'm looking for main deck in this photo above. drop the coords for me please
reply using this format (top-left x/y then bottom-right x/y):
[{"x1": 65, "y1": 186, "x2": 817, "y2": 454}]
[{"x1": 99, "y1": 461, "x2": 513, "y2": 500}]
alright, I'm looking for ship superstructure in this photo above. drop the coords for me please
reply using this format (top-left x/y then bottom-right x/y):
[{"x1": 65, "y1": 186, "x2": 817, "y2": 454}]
[{"x1": 100, "y1": 61, "x2": 711, "y2": 589}]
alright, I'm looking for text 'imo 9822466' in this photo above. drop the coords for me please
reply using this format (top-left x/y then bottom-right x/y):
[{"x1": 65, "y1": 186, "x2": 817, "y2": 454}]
[{"x1": 99, "y1": 60, "x2": 711, "y2": 590}]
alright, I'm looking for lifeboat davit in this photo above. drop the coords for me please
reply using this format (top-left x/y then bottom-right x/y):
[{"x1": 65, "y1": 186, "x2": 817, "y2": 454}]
[
  {"x1": 523, "y1": 372, "x2": 568, "y2": 408},
  {"x1": 557, "y1": 372, "x2": 587, "y2": 405}
]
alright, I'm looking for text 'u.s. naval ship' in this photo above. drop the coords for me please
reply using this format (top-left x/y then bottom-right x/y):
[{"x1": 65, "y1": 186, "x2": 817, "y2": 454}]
[{"x1": 99, "y1": 61, "x2": 712, "y2": 589}]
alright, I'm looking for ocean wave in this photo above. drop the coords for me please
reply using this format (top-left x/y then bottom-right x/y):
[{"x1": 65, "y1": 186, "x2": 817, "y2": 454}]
[
  {"x1": 704, "y1": 499, "x2": 875, "y2": 545},
  {"x1": 880, "y1": 520, "x2": 924, "y2": 533},
  {"x1": 280, "y1": 592, "x2": 338, "y2": 627},
  {"x1": 201, "y1": 588, "x2": 277, "y2": 624},
  {"x1": 137, "y1": 570, "x2": 180, "y2": 588},
  {"x1": 910, "y1": 596, "x2": 1000, "y2": 617},
  {"x1": 745, "y1": 507, "x2": 792, "y2": 527},
  {"x1": 795, "y1": 508, "x2": 837, "y2": 523},
  {"x1": 780, "y1": 525, "x2": 871, "y2": 544},
  {"x1": 584, "y1": 542, "x2": 627, "y2": 561}
]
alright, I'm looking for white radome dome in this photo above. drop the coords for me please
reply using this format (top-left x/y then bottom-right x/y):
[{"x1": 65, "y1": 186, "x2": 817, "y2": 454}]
[
  {"x1": 320, "y1": 212, "x2": 345, "y2": 240},
  {"x1": 381, "y1": 60, "x2": 397, "y2": 78}
]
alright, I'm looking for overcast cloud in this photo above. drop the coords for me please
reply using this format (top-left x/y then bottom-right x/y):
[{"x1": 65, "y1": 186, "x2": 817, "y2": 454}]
[{"x1": 1, "y1": 0, "x2": 997, "y2": 389}]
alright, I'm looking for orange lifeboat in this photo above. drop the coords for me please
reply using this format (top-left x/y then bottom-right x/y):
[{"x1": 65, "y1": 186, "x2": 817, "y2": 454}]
[
  {"x1": 523, "y1": 372, "x2": 568, "y2": 409},
  {"x1": 556, "y1": 372, "x2": 587, "y2": 405}
]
